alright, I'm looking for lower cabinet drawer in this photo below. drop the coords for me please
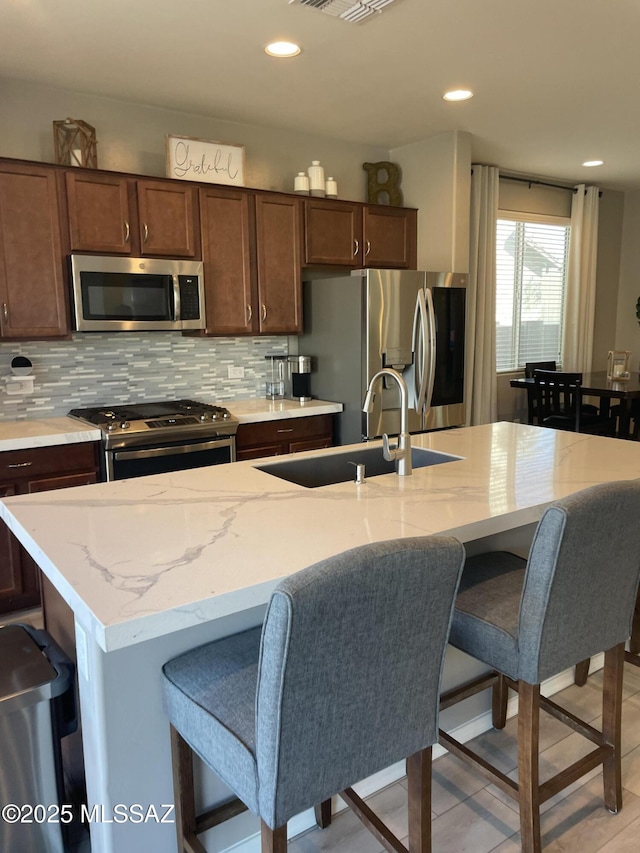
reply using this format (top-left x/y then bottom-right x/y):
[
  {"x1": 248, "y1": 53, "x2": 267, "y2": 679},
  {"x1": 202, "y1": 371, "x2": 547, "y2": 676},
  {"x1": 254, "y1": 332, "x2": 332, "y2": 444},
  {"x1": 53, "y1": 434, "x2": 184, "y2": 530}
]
[
  {"x1": 0, "y1": 442, "x2": 98, "y2": 480},
  {"x1": 236, "y1": 415, "x2": 334, "y2": 460}
]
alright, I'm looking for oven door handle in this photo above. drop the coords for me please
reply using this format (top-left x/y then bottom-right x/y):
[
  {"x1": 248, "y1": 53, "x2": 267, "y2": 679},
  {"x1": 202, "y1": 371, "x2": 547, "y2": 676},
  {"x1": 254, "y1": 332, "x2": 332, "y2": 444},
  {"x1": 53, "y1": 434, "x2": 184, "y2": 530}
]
[{"x1": 113, "y1": 438, "x2": 235, "y2": 462}]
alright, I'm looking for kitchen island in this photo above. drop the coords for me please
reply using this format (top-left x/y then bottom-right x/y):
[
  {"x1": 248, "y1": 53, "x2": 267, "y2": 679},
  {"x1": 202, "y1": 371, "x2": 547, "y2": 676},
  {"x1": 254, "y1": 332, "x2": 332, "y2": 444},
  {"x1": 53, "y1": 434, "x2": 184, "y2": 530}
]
[{"x1": 1, "y1": 422, "x2": 639, "y2": 853}]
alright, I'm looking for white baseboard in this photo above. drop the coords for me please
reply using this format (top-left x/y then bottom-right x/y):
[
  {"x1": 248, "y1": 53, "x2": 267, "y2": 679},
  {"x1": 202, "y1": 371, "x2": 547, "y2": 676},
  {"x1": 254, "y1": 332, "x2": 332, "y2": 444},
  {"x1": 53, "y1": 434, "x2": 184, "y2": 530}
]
[{"x1": 220, "y1": 655, "x2": 604, "y2": 853}]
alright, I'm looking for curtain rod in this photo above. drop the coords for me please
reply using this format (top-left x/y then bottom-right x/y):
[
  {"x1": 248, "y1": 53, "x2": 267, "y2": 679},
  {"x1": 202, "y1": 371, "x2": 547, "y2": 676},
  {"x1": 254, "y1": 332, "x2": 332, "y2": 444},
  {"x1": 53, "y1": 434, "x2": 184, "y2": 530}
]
[
  {"x1": 499, "y1": 174, "x2": 603, "y2": 197},
  {"x1": 500, "y1": 175, "x2": 576, "y2": 192}
]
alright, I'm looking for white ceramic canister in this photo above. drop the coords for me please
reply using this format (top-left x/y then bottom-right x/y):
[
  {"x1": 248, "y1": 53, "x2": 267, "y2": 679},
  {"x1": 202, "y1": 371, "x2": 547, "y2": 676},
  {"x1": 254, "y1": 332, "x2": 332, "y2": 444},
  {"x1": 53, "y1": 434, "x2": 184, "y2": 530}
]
[
  {"x1": 308, "y1": 160, "x2": 325, "y2": 197},
  {"x1": 325, "y1": 177, "x2": 338, "y2": 198},
  {"x1": 294, "y1": 172, "x2": 310, "y2": 194}
]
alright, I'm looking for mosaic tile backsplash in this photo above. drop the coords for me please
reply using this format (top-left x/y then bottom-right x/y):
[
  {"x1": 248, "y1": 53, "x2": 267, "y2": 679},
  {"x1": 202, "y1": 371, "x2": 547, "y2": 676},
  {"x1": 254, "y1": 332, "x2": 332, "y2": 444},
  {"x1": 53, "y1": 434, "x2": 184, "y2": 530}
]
[{"x1": 0, "y1": 333, "x2": 289, "y2": 420}]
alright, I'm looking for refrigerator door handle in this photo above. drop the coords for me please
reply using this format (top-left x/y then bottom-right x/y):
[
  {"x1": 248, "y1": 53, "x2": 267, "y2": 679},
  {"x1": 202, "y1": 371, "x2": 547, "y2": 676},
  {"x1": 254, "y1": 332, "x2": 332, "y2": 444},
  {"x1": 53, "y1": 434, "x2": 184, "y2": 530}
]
[
  {"x1": 424, "y1": 287, "x2": 437, "y2": 413},
  {"x1": 411, "y1": 289, "x2": 429, "y2": 412}
]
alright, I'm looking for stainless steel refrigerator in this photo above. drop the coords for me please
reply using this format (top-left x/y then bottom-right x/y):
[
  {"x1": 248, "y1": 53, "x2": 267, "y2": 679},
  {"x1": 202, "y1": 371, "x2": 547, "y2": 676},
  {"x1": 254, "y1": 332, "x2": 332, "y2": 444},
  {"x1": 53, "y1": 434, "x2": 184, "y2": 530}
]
[{"x1": 299, "y1": 269, "x2": 466, "y2": 445}]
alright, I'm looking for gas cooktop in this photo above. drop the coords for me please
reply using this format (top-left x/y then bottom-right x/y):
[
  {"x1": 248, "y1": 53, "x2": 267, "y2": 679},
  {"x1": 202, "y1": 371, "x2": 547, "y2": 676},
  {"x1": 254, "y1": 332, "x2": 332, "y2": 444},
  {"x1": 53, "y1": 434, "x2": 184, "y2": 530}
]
[{"x1": 68, "y1": 399, "x2": 239, "y2": 449}]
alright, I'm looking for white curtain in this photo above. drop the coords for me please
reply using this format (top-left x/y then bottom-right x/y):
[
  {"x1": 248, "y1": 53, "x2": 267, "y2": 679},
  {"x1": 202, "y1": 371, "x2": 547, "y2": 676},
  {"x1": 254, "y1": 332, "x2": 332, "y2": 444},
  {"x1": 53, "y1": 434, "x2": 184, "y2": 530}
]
[
  {"x1": 563, "y1": 185, "x2": 600, "y2": 373},
  {"x1": 465, "y1": 165, "x2": 499, "y2": 425}
]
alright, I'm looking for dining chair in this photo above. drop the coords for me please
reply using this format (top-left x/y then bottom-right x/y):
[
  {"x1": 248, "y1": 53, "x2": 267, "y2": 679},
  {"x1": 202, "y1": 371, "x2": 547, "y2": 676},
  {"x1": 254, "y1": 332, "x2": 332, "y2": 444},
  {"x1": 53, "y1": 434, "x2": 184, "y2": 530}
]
[
  {"x1": 523, "y1": 362, "x2": 557, "y2": 425},
  {"x1": 439, "y1": 479, "x2": 640, "y2": 853},
  {"x1": 533, "y1": 369, "x2": 611, "y2": 434},
  {"x1": 162, "y1": 535, "x2": 465, "y2": 853}
]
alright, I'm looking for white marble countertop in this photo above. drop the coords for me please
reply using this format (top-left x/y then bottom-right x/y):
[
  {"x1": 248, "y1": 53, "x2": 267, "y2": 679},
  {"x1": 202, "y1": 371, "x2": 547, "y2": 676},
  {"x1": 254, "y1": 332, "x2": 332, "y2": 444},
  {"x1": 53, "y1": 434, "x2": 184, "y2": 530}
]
[
  {"x1": 1, "y1": 422, "x2": 639, "y2": 653},
  {"x1": 228, "y1": 397, "x2": 342, "y2": 423},
  {"x1": 0, "y1": 400, "x2": 341, "y2": 453},
  {"x1": 0, "y1": 417, "x2": 101, "y2": 452}
]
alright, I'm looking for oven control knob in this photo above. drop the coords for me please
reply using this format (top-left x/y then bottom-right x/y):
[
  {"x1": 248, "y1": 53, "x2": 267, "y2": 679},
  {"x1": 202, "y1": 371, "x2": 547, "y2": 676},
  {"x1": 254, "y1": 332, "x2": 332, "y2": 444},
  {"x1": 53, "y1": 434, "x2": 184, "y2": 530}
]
[
  {"x1": 106, "y1": 422, "x2": 117, "y2": 432},
  {"x1": 119, "y1": 421, "x2": 130, "y2": 430},
  {"x1": 199, "y1": 413, "x2": 210, "y2": 422},
  {"x1": 212, "y1": 412, "x2": 221, "y2": 420},
  {"x1": 223, "y1": 411, "x2": 230, "y2": 419}
]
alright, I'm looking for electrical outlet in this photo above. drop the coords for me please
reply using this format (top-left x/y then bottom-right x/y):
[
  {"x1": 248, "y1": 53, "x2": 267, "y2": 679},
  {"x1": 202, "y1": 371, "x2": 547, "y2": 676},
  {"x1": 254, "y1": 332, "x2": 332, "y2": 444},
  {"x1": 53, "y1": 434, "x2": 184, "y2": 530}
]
[
  {"x1": 6, "y1": 376, "x2": 34, "y2": 395},
  {"x1": 228, "y1": 366, "x2": 245, "y2": 379}
]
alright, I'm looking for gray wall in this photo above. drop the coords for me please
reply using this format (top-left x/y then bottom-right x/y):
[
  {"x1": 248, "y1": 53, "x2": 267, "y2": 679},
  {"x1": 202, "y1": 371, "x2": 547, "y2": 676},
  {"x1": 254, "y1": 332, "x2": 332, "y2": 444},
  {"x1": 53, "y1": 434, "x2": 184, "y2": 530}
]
[
  {"x1": 615, "y1": 190, "x2": 640, "y2": 369},
  {"x1": 0, "y1": 77, "x2": 388, "y2": 200}
]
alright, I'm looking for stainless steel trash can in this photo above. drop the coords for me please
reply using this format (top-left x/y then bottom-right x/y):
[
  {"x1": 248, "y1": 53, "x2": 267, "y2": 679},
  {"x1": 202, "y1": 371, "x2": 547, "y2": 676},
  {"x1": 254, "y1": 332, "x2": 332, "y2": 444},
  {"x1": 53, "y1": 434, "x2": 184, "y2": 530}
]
[{"x1": 0, "y1": 623, "x2": 77, "y2": 853}]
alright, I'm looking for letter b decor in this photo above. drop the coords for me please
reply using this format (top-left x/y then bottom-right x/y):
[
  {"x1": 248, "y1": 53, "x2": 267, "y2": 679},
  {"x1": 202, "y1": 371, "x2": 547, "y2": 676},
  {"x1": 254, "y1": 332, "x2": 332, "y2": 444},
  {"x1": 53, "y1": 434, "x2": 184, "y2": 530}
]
[{"x1": 363, "y1": 161, "x2": 403, "y2": 206}]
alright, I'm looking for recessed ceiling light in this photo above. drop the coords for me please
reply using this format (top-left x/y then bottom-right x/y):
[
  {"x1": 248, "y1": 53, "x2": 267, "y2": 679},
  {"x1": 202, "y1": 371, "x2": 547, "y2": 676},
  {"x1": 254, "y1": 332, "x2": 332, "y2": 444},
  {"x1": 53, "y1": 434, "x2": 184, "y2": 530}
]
[
  {"x1": 443, "y1": 89, "x2": 474, "y2": 102},
  {"x1": 265, "y1": 41, "x2": 301, "y2": 57},
  {"x1": 582, "y1": 160, "x2": 604, "y2": 167}
]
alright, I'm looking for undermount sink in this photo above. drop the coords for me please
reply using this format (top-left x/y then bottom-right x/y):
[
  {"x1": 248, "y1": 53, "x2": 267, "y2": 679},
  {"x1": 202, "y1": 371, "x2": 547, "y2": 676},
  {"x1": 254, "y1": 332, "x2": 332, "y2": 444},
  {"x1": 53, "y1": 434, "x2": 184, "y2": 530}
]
[{"x1": 256, "y1": 445, "x2": 461, "y2": 488}]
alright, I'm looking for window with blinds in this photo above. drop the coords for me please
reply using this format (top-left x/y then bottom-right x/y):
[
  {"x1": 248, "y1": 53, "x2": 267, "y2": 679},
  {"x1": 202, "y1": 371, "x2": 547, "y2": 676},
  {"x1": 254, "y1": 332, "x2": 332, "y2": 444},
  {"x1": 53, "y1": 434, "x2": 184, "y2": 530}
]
[{"x1": 496, "y1": 215, "x2": 570, "y2": 372}]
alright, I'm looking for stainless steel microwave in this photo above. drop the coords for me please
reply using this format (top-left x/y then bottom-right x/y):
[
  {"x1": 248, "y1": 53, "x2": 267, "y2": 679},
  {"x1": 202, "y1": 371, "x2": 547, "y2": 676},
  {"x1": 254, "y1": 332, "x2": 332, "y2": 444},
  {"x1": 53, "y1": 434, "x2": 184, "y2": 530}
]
[{"x1": 70, "y1": 255, "x2": 206, "y2": 332}]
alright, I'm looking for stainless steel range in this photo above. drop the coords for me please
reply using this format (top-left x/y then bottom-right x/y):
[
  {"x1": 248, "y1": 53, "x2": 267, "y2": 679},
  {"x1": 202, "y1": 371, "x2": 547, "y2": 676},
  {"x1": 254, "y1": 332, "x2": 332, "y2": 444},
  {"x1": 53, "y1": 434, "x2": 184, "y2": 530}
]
[{"x1": 68, "y1": 399, "x2": 238, "y2": 481}]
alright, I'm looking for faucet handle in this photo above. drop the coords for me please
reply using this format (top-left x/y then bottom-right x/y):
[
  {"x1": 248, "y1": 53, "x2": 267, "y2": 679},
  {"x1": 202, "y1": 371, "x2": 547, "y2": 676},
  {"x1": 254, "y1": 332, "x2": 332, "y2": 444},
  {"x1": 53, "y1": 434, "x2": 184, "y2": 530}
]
[{"x1": 382, "y1": 434, "x2": 399, "y2": 462}]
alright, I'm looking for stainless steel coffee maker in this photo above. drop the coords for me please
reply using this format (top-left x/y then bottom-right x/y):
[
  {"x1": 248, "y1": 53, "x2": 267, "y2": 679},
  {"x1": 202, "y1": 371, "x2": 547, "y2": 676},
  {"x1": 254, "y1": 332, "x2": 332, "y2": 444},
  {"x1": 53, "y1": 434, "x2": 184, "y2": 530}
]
[{"x1": 285, "y1": 356, "x2": 312, "y2": 401}]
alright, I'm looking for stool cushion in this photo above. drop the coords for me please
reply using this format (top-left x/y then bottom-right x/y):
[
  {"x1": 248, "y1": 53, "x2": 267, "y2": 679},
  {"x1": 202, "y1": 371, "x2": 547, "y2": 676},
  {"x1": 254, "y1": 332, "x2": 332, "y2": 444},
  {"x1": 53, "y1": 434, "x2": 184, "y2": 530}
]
[
  {"x1": 162, "y1": 626, "x2": 262, "y2": 813},
  {"x1": 448, "y1": 551, "x2": 526, "y2": 680}
]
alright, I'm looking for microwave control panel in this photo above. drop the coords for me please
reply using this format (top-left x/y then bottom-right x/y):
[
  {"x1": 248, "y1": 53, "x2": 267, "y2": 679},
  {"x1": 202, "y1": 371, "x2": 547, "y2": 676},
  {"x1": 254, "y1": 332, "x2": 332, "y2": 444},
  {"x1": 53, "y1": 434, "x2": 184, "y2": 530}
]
[{"x1": 178, "y1": 276, "x2": 201, "y2": 320}]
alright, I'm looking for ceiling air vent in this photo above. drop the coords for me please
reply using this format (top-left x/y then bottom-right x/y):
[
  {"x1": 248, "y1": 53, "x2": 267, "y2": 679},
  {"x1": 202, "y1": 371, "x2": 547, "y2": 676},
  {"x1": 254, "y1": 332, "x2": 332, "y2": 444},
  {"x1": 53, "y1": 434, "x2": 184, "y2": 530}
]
[{"x1": 289, "y1": 0, "x2": 398, "y2": 24}]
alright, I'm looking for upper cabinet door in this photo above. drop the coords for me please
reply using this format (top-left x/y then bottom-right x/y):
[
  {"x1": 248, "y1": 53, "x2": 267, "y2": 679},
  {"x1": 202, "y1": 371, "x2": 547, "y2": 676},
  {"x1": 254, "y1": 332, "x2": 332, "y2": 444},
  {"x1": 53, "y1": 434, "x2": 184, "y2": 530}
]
[
  {"x1": 137, "y1": 180, "x2": 198, "y2": 258},
  {"x1": 199, "y1": 186, "x2": 254, "y2": 335},
  {"x1": 255, "y1": 194, "x2": 302, "y2": 334},
  {"x1": 66, "y1": 172, "x2": 132, "y2": 254},
  {"x1": 303, "y1": 199, "x2": 363, "y2": 266},
  {"x1": 363, "y1": 206, "x2": 417, "y2": 269},
  {"x1": 0, "y1": 163, "x2": 69, "y2": 338}
]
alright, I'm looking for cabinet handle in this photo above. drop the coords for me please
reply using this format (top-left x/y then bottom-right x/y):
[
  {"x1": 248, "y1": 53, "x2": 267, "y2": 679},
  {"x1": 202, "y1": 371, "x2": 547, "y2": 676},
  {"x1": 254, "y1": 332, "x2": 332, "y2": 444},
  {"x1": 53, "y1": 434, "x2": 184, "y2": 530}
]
[
  {"x1": 365, "y1": 240, "x2": 371, "y2": 256},
  {"x1": 6, "y1": 461, "x2": 32, "y2": 468},
  {"x1": 276, "y1": 429, "x2": 293, "y2": 433},
  {"x1": 2, "y1": 303, "x2": 7, "y2": 323},
  {"x1": 246, "y1": 304, "x2": 253, "y2": 323},
  {"x1": 124, "y1": 221, "x2": 130, "y2": 242},
  {"x1": 143, "y1": 223, "x2": 149, "y2": 244},
  {"x1": 262, "y1": 304, "x2": 267, "y2": 321},
  {"x1": 353, "y1": 239, "x2": 359, "y2": 256}
]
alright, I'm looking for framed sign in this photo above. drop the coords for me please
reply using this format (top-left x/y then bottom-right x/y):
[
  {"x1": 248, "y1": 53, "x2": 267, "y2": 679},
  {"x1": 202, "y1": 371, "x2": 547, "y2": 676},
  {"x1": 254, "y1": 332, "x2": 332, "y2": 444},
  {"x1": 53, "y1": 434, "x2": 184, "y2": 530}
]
[{"x1": 166, "y1": 135, "x2": 245, "y2": 186}]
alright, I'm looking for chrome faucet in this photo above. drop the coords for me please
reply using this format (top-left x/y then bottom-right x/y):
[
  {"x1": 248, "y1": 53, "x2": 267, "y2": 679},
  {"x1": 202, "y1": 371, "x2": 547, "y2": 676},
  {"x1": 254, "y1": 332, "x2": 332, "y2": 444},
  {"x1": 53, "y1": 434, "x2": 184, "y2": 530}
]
[{"x1": 362, "y1": 368, "x2": 412, "y2": 476}]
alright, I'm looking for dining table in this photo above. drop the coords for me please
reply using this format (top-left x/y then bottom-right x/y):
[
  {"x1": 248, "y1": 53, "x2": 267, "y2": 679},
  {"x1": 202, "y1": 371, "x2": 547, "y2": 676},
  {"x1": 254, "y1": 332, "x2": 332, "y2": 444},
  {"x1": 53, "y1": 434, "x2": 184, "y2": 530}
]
[{"x1": 510, "y1": 370, "x2": 640, "y2": 439}]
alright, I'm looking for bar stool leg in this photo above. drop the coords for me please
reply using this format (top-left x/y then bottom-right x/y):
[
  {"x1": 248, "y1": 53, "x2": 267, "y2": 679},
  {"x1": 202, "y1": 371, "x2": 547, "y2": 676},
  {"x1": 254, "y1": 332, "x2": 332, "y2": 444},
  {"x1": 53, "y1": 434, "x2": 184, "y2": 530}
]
[
  {"x1": 261, "y1": 820, "x2": 287, "y2": 853},
  {"x1": 407, "y1": 746, "x2": 432, "y2": 853},
  {"x1": 517, "y1": 681, "x2": 542, "y2": 853},
  {"x1": 492, "y1": 674, "x2": 509, "y2": 729},
  {"x1": 574, "y1": 659, "x2": 590, "y2": 686},
  {"x1": 314, "y1": 800, "x2": 332, "y2": 828},
  {"x1": 629, "y1": 594, "x2": 640, "y2": 655},
  {"x1": 602, "y1": 643, "x2": 624, "y2": 813},
  {"x1": 170, "y1": 724, "x2": 207, "y2": 853}
]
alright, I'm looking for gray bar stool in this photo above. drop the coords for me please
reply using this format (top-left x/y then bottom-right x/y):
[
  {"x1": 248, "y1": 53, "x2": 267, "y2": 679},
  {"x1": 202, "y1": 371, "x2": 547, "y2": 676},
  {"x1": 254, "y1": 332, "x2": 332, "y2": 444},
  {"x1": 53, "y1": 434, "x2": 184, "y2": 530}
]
[
  {"x1": 162, "y1": 535, "x2": 465, "y2": 853},
  {"x1": 439, "y1": 479, "x2": 640, "y2": 853}
]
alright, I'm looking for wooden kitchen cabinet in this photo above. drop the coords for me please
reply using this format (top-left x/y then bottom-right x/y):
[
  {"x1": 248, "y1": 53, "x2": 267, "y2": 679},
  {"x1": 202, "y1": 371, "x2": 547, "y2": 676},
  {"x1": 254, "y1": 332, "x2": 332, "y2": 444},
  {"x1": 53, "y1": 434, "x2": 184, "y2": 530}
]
[
  {"x1": 0, "y1": 161, "x2": 70, "y2": 338},
  {"x1": 236, "y1": 415, "x2": 333, "y2": 460},
  {"x1": 136, "y1": 179, "x2": 198, "y2": 257},
  {"x1": 197, "y1": 188, "x2": 302, "y2": 335},
  {"x1": 303, "y1": 197, "x2": 417, "y2": 269},
  {"x1": 254, "y1": 193, "x2": 302, "y2": 334},
  {"x1": 362, "y1": 204, "x2": 417, "y2": 268},
  {"x1": 66, "y1": 171, "x2": 132, "y2": 254},
  {"x1": 66, "y1": 171, "x2": 199, "y2": 258},
  {"x1": 199, "y1": 186, "x2": 254, "y2": 334},
  {"x1": 0, "y1": 442, "x2": 100, "y2": 614}
]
